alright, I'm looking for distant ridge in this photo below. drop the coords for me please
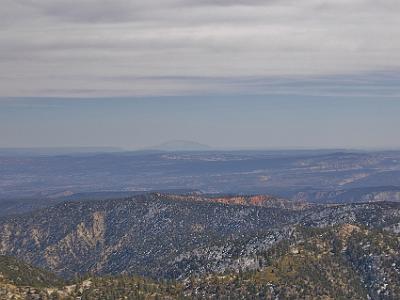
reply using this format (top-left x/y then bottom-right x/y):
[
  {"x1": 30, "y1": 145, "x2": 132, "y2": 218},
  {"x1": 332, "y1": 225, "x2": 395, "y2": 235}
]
[
  {"x1": 0, "y1": 147, "x2": 122, "y2": 156},
  {"x1": 148, "y1": 140, "x2": 211, "y2": 151}
]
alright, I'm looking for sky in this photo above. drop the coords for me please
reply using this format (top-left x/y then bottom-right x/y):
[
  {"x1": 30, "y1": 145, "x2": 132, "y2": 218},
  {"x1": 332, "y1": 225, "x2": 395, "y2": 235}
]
[{"x1": 0, "y1": 0, "x2": 399, "y2": 149}]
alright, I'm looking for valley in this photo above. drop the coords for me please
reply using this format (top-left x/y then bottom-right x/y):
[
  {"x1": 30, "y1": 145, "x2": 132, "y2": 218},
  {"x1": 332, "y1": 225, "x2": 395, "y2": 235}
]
[{"x1": 2, "y1": 150, "x2": 400, "y2": 217}]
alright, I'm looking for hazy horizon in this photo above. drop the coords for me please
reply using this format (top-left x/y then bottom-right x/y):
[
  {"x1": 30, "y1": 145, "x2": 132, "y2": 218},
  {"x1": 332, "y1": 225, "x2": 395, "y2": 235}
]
[
  {"x1": 1, "y1": 95, "x2": 400, "y2": 150},
  {"x1": 0, "y1": 143, "x2": 399, "y2": 153},
  {"x1": 1, "y1": 1, "x2": 399, "y2": 149}
]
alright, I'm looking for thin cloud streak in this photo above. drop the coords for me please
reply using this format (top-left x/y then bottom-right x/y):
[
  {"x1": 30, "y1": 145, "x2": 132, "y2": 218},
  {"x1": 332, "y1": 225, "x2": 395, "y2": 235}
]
[{"x1": 1, "y1": 0, "x2": 400, "y2": 97}]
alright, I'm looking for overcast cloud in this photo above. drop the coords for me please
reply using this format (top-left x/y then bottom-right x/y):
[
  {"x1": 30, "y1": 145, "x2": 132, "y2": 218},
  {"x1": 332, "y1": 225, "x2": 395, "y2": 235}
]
[{"x1": 1, "y1": 0, "x2": 400, "y2": 97}]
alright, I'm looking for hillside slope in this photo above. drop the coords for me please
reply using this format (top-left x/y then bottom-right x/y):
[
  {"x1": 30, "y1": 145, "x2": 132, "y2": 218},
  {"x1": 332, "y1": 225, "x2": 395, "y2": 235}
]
[
  {"x1": 1, "y1": 193, "x2": 400, "y2": 282},
  {"x1": 0, "y1": 194, "x2": 306, "y2": 278},
  {"x1": 1, "y1": 224, "x2": 400, "y2": 299}
]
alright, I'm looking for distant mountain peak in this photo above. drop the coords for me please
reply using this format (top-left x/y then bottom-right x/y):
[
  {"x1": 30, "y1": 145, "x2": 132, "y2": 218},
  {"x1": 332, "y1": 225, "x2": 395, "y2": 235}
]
[{"x1": 150, "y1": 140, "x2": 211, "y2": 151}]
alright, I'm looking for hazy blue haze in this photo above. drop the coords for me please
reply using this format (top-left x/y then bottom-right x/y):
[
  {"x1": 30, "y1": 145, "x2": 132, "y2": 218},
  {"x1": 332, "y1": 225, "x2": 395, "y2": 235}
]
[{"x1": 1, "y1": 95, "x2": 399, "y2": 149}]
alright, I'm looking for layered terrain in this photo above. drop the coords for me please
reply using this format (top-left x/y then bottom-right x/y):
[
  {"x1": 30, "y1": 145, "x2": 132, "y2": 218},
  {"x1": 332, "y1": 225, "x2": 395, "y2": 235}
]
[
  {"x1": 0, "y1": 192, "x2": 400, "y2": 299},
  {"x1": 1, "y1": 150, "x2": 400, "y2": 202}
]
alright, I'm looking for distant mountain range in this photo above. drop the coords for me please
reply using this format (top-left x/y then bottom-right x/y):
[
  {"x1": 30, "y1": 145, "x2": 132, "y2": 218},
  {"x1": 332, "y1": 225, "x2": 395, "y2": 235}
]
[{"x1": 148, "y1": 140, "x2": 211, "y2": 151}]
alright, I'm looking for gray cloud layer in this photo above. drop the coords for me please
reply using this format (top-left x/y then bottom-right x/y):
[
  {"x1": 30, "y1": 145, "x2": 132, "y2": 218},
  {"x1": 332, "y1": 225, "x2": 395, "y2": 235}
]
[{"x1": 1, "y1": 0, "x2": 400, "y2": 97}]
